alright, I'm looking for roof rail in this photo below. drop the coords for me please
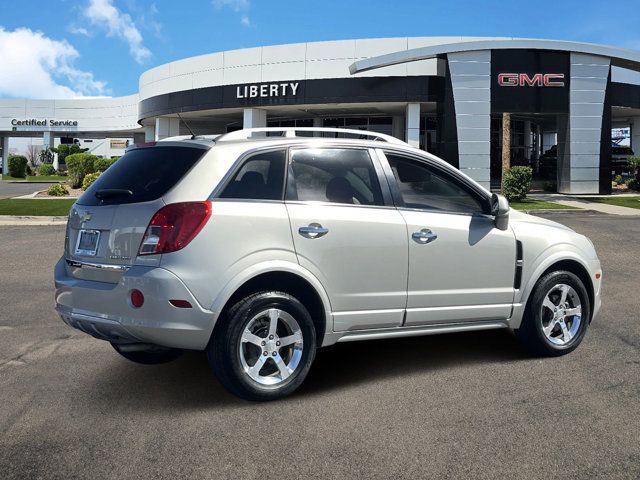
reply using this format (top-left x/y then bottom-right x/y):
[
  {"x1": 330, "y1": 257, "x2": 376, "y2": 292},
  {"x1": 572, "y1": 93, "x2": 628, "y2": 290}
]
[
  {"x1": 215, "y1": 127, "x2": 408, "y2": 145},
  {"x1": 157, "y1": 134, "x2": 221, "y2": 142}
]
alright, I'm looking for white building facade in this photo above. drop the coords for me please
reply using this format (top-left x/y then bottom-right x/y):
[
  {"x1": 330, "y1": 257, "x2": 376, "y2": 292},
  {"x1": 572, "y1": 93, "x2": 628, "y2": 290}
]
[{"x1": 2, "y1": 36, "x2": 640, "y2": 194}]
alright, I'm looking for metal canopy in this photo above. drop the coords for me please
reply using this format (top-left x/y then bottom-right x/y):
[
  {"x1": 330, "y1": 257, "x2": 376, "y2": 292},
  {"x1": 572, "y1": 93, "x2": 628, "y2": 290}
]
[{"x1": 349, "y1": 38, "x2": 640, "y2": 75}]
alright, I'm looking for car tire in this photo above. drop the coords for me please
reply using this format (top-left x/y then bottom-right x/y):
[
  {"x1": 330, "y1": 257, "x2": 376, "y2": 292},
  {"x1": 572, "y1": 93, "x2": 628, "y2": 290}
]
[
  {"x1": 208, "y1": 291, "x2": 317, "y2": 401},
  {"x1": 515, "y1": 270, "x2": 591, "y2": 357},
  {"x1": 111, "y1": 343, "x2": 183, "y2": 365}
]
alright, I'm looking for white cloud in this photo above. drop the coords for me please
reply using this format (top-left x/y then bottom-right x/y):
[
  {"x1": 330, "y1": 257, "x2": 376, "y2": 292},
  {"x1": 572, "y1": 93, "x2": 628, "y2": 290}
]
[
  {"x1": 213, "y1": 0, "x2": 250, "y2": 11},
  {"x1": 213, "y1": 0, "x2": 252, "y2": 27},
  {"x1": 68, "y1": 26, "x2": 90, "y2": 36},
  {"x1": 83, "y1": 0, "x2": 151, "y2": 63},
  {"x1": 0, "y1": 27, "x2": 108, "y2": 99}
]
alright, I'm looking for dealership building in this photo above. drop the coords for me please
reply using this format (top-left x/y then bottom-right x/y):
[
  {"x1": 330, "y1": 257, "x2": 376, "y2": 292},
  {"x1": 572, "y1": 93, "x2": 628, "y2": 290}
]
[{"x1": 2, "y1": 36, "x2": 640, "y2": 194}]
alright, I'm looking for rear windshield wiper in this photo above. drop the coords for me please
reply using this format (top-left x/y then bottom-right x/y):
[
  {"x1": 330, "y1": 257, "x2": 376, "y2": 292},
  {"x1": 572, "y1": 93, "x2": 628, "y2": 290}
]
[{"x1": 94, "y1": 189, "x2": 133, "y2": 200}]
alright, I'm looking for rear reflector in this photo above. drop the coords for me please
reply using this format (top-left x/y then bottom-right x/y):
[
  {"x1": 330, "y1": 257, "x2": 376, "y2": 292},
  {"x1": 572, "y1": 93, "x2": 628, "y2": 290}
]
[
  {"x1": 130, "y1": 289, "x2": 144, "y2": 308},
  {"x1": 169, "y1": 299, "x2": 192, "y2": 309},
  {"x1": 139, "y1": 201, "x2": 211, "y2": 255}
]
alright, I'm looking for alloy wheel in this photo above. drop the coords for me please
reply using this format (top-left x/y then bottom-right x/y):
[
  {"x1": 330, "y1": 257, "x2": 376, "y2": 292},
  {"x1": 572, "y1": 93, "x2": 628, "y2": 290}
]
[
  {"x1": 540, "y1": 283, "x2": 582, "y2": 346},
  {"x1": 239, "y1": 308, "x2": 304, "y2": 386}
]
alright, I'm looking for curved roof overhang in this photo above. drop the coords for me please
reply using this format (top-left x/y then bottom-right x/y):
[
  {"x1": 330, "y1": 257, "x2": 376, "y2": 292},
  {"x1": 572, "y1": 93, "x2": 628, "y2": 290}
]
[{"x1": 350, "y1": 38, "x2": 640, "y2": 75}]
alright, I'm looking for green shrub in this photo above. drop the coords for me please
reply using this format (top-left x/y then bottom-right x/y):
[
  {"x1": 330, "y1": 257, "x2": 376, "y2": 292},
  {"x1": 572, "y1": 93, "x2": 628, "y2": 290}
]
[
  {"x1": 7, "y1": 155, "x2": 28, "y2": 178},
  {"x1": 613, "y1": 174, "x2": 623, "y2": 185},
  {"x1": 54, "y1": 144, "x2": 88, "y2": 166},
  {"x1": 82, "y1": 172, "x2": 101, "y2": 191},
  {"x1": 38, "y1": 163, "x2": 56, "y2": 176},
  {"x1": 66, "y1": 153, "x2": 97, "y2": 188},
  {"x1": 26, "y1": 165, "x2": 34, "y2": 176},
  {"x1": 502, "y1": 166, "x2": 533, "y2": 202},
  {"x1": 47, "y1": 184, "x2": 68, "y2": 196},
  {"x1": 543, "y1": 181, "x2": 557, "y2": 192},
  {"x1": 39, "y1": 148, "x2": 55, "y2": 165},
  {"x1": 94, "y1": 157, "x2": 118, "y2": 172},
  {"x1": 624, "y1": 178, "x2": 639, "y2": 191}
]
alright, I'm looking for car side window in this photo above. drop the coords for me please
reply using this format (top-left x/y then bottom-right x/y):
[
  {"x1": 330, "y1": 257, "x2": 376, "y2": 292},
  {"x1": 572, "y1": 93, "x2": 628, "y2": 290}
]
[
  {"x1": 287, "y1": 148, "x2": 384, "y2": 206},
  {"x1": 385, "y1": 153, "x2": 486, "y2": 214},
  {"x1": 219, "y1": 150, "x2": 286, "y2": 200}
]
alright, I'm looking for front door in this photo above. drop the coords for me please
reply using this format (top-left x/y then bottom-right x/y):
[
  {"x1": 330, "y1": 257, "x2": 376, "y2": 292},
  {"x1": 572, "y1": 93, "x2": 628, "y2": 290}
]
[
  {"x1": 381, "y1": 151, "x2": 517, "y2": 326},
  {"x1": 285, "y1": 147, "x2": 408, "y2": 332}
]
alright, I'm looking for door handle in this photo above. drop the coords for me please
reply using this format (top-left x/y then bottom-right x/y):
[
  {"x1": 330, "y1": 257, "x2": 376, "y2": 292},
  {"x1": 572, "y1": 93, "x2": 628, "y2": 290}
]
[
  {"x1": 412, "y1": 228, "x2": 437, "y2": 244},
  {"x1": 298, "y1": 223, "x2": 329, "y2": 239}
]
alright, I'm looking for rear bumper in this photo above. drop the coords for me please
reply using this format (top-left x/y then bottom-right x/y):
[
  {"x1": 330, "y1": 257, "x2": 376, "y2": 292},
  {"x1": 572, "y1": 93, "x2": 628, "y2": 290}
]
[{"x1": 54, "y1": 257, "x2": 216, "y2": 350}]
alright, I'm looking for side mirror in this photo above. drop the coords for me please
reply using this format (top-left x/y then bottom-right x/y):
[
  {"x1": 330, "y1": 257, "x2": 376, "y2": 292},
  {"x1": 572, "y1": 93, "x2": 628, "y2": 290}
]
[{"x1": 490, "y1": 193, "x2": 510, "y2": 230}]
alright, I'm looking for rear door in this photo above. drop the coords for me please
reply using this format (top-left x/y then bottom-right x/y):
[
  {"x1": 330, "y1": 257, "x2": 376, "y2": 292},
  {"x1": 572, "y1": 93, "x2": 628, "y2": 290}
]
[
  {"x1": 67, "y1": 144, "x2": 208, "y2": 282},
  {"x1": 285, "y1": 146, "x2": 408, "y2": 332}
]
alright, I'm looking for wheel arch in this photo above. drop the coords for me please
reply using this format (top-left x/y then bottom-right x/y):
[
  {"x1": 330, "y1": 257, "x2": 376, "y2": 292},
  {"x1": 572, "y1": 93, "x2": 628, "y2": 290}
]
[
  {"x1": 512, "y1": 251, "x2": 596, "y2": 329},
  {"x1": 210, "y1": 262, "x2": 332, "y2": 346}
]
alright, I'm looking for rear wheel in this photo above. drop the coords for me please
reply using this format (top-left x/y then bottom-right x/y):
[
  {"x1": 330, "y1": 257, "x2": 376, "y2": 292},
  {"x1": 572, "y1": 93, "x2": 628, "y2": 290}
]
[
  {"x1": 111, "y1": 343, "x2": 183, "y2": 365},
  {"x1": 515, "y1": 271, "x2": 591, "y2": 356},
  {"x1": 208, "y1": 291, "x2": 316, "y2": 401}
]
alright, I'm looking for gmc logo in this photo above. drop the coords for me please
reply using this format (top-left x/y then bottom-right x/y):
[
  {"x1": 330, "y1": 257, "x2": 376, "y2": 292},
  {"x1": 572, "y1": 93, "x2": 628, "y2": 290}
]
[{"x1": 498, "y1": 73, "x2": 565, "y2": 87}]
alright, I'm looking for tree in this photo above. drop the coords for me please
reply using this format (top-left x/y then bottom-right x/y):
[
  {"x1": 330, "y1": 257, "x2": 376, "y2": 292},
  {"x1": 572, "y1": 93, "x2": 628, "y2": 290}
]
[
  {"x1": 54, "y1": 144, "x2": 89, "y2": 166},
  {"x1": 26, "y1": 144, "x2": 42, "y2": 167},
  {"x1": 501, "y1": 112, "x2": 511, "y2": 193}
]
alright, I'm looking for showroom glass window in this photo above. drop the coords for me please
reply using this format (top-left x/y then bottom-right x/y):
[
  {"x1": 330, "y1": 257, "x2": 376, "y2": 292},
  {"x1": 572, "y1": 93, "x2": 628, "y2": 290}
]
[
  {"x1": 287, "y1": 148, "x2": 384, "y2": 206},
  {"x1": 219, "y1": 150, "x2": 286, "y2": 200},
  {"x1": 385, "y1": 153, "x2": 486, "y2": 215}
]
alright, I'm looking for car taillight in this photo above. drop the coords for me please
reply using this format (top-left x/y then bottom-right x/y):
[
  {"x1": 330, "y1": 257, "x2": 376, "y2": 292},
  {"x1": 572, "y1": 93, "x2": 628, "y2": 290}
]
[{"x1": 138, "y1": 201, "x2": 211, "y2": 255}]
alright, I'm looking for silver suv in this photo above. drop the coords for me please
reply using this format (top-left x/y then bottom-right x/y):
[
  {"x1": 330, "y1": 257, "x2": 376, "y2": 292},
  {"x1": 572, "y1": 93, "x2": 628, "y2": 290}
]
[{"x1": 54, "y1": 127, "x2": 602, "y2": 401}]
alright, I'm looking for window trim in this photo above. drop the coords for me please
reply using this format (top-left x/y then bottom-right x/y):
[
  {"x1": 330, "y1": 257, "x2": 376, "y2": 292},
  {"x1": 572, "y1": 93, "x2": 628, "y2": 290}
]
[
  {"x1": 284, "y1": 145, "x2": 394, "y2": 208},
  {"x1": 211, "y1": 146, "x2": 289, "y2": 202},
  {"x1": 377, "y1": 148, "x2": 492, "y2": 216}
]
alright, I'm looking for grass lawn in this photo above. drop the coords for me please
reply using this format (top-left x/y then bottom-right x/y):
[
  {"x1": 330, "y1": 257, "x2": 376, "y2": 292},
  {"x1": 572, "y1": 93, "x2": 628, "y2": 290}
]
[
  {"x1": 587, "y1": 196, "x2": 640, "y2": 210},
  {"x1": 0, "y1": 199, "x2": 75, "y2": 216},
  {"x1": 510, "y1": 198, "x2": 578, "y2": 211}
]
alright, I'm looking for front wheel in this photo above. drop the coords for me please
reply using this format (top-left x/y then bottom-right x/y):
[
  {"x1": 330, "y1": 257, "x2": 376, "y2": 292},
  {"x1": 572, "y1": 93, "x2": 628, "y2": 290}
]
[
  {"x1": 515, "y1": 271, "x2": 591, "y2": 356},
  {"x1": 208, "y1": 291, "x2": 317, "y2": 401}
]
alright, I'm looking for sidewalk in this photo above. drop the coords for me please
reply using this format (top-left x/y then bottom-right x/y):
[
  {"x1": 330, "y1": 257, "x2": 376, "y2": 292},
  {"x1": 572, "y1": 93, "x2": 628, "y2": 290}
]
[
  {"x1": 0, "y1": 216, "x2": 68, "y2": 226},
  {"x1": 530, "y1": 193, "x2": 640, "y2": 216}
]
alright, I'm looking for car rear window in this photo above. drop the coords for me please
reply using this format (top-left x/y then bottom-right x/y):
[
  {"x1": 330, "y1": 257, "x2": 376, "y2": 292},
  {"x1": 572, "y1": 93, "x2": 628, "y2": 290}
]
[{"x1": 77, "y1": 146, "x2": 207, "y2": 206}]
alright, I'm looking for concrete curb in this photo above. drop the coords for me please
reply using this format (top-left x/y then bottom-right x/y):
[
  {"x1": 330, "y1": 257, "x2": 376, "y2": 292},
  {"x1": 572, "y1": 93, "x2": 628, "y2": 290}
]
[{"x1": 0, "y1": 216, "x2": 68, "y2": 226}]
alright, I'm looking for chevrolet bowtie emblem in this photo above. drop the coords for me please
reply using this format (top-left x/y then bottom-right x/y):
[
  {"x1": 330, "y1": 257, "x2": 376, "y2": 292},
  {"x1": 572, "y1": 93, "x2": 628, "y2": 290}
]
[{"x1": 79, "y1": 212, "x2": 93, "y2": 223}]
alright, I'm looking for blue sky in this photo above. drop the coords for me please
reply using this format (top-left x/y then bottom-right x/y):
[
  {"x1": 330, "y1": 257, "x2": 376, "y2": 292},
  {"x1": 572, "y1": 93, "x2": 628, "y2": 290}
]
[{"x1": 1, "y1": 0, "x2": 639, "y2": 98}]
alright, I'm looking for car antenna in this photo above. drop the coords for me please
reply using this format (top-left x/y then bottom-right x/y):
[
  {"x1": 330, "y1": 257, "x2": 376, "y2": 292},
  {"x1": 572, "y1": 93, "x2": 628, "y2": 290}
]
[{"x1": 177, "y1": 113, "x2": 197, "y2": 139}]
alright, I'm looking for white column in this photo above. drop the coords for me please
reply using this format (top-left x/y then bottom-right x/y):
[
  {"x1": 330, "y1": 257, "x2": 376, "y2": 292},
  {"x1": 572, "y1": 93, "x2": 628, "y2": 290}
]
[
  {"x1": 1, "y1": 137, "x2": 9, "y2": 176},
  {"x1": 631, "y1": 117, "x2": 640, "y2": 156},
  {"x1": 392, "y1": 115, "x2": 405, "y2": 141},
  {"x1": 144, "y1": 125, "x2": 155, "y2": 142},
  {"x1": 133, "y1": 132, "x2": 145, "y2": 145},
  {"x1": 243, "y1": 108, "x2": 267, "y2": 129},
  {"x1": 406, "y1": 103, "x2": 420, "y2": 148},
  {"x1": 312, "y1": 117, "x2": 322, "y2": 136},
  {"x1": 155, "y1": 117, "x2": 180, "y2": 140}
]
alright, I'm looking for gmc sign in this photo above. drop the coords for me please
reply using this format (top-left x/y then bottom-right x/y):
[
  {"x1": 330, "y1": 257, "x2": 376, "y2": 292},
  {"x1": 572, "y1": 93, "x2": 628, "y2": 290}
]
[{"x1": 498, "y1": 73, "x2": 565, "y2": 87}]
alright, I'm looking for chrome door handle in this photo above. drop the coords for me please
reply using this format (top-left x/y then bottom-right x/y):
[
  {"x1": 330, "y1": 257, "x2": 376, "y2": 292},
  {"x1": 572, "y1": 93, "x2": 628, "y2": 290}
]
[
  {"x1": 412, "y1": 228, "x2": 437, "y2": 244},
  {"x1": 298, "y1": 223, "x2": 329, "y2": 239}
]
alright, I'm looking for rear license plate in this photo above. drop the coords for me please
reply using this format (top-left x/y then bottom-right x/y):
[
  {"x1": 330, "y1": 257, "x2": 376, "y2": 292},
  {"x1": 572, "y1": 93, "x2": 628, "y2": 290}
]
[{"x1": 75, "y1": 229, "x2": 101, "y2": 256}]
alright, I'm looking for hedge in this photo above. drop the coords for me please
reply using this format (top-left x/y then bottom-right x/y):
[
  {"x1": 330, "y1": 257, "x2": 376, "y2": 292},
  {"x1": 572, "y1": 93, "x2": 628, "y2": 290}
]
[
  {"x1": 66, "y1": 153, "x2": 98, "y2": 188},
  {"x1": 8, "y1": 155, "x2": 28, "y2": 178},
  {"x1": 502, "y1": 166, "x2": 533, "y2": 202}
]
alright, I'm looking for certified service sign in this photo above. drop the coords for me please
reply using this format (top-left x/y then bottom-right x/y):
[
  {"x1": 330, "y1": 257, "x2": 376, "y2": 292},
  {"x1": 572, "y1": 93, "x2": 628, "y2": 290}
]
[{"x1": 11, "y1": 119, "x2": 79, "y2": 127}]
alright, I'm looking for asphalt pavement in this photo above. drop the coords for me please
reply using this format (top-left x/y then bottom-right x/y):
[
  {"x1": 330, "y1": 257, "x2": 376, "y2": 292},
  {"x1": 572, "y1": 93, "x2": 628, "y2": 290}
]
[
  {"x1": 0, "y1": 181, "x2": 54, "y2": 199},
  {"x1": 0, "y1": 212, "x2": 638, "y2": 479}
]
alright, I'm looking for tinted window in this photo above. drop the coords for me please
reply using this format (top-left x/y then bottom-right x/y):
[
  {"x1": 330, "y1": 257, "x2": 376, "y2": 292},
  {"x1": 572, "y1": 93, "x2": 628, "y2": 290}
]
[
  {"x1": 219, "y1": 150, "x2": 286, "y2": 200},
  {"x1": 77, "y1": 146, "x2": 206, "y2": 206},
  {"x1": 386, "y1": 153, "x2": 486, "y2": 214},
  {"x1": 287, "y1": 148, "x2": 384, "y2": 206}
]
